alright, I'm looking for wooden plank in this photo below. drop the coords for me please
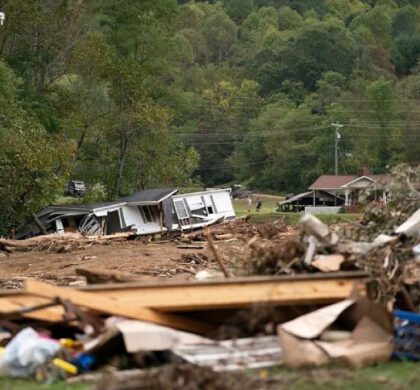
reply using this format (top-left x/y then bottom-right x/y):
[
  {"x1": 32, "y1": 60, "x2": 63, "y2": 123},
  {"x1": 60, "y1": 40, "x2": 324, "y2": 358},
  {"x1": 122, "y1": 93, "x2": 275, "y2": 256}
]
[
  {"x1": 78, "y1": 271, "x2": 369, "y2": 290},
  {"x1": 85, "y1": 277, "x2": 366, "y2": 311},
  {"x1": 24, "y1": 280, "x2": 213, "y2": 334},
  {"x1": 0, "y1": 296, "x2": 64, "y2": 321}
]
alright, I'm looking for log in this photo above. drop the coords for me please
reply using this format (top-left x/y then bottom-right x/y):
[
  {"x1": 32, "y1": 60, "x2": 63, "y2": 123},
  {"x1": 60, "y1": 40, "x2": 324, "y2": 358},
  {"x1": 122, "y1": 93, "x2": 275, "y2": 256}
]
[
  {"x1": 75, "y1": 268, "x2": 141, "y2": 284},
  {"x1": 214, "y1": 233, "x2": 234, "y2": 240}
]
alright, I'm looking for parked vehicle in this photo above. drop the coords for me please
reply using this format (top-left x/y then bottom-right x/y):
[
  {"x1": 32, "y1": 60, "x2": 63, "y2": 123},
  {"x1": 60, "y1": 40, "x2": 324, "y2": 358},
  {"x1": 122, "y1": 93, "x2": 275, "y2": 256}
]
[{"x1": 64, "y1": 181, "x2": 86, "y2": 198}]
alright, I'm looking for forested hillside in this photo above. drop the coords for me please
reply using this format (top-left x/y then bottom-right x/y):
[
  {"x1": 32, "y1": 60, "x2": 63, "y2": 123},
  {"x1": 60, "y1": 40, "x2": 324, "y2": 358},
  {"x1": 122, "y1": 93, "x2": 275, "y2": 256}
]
[{"x1": 1, "y1": 0, "x2": 420, "y2": 232}]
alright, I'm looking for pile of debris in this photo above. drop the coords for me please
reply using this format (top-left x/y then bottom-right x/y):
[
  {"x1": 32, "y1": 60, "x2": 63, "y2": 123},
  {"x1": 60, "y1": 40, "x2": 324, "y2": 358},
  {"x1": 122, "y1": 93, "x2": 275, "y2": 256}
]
[
  {"x1": 232, "y1": 164, "x2": 420, "y2": 311},
  {"x1": 183, "y1": 217, "x2": 288, "y2": 243},
  {"x1": 0, "y1": 232, "x2": 136, "y2": 254},
  {"x1": 0, "y1": 270, "x2": 369, "y2": 387}
]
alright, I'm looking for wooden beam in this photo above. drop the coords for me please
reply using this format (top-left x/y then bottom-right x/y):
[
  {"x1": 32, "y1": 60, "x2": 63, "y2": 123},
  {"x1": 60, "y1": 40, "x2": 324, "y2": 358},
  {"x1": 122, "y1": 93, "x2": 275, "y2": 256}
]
[
  {"x1": 24, "y1": 280, "x2": 213, "y2": 334},
  {"x1": 78, "y1": 272, "x2": 368, "y2": 311},
  {"x1": 0, "y1": 296, "x2": 64, "y2": 322}
]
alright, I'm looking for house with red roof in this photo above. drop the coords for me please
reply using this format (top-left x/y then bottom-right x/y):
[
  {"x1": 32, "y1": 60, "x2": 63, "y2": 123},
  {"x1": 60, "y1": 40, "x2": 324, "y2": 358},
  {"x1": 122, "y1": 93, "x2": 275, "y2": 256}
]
[
  {"x1": 278, "y1": 167, "x2": 392, "y2": 213},
  {"x1": 309, "y1": 167, "x2": 392, "y2": 207}
]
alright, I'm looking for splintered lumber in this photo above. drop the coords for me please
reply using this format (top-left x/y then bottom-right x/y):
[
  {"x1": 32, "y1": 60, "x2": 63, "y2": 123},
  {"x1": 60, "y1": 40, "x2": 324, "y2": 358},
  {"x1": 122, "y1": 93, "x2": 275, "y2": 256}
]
[
  {"x1": 79, "y1": 271, "x2": 368, "y2": 311},
  {"x1": 0, "y1": 295, "x2": 65, "y2": 322},
  {"x1": 205, "y1": 228, "x2": 229, "y2": 278},
  {"x1": 24, "y1": 280, "x2": 213, "y2": 334}
]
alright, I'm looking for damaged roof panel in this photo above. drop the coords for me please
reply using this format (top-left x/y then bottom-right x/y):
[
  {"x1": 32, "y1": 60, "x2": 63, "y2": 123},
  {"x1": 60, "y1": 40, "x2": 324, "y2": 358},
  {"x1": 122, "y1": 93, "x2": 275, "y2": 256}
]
[{"x1": 121, "y1": 188, "x2": 178, "y2": 204}]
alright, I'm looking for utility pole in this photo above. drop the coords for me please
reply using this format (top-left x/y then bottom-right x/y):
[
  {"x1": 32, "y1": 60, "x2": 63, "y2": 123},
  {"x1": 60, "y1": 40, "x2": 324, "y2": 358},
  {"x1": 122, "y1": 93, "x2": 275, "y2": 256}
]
[{"x1": 332, "y1": 122, "x2": 343, "y2": 175}]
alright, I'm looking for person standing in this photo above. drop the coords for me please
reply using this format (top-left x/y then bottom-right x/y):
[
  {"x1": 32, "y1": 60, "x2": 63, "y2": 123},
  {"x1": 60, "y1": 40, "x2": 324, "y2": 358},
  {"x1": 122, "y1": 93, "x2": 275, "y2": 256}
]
[
  {"x1": 247, "y1": 196, "x2": 252, "y2": 213},
  {"x1": 256, "y1": 198, "x2": 262, "y2": 213}
]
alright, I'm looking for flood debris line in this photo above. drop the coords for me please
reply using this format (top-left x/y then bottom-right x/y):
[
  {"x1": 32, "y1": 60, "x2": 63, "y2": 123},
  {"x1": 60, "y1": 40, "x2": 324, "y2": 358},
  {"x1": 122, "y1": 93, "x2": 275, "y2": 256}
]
[{"x1": 0, "y1": 232, "x2": 137, "y2": 254}]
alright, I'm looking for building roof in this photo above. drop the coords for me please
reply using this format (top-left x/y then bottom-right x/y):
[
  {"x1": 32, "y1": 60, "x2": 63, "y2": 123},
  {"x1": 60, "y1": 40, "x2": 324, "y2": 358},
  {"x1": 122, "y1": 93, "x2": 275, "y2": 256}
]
[
  {"x1": 46, "y1": 201, "x2": 125, "y2": 213},
  {"x1": 278, "y1": 190, "x2": 343, "y2": 205},
  {"x1": 278, "y1": 191, "x2": 313, "y2": 206},
  {"x1": 172, "y1": 188, "x2": 231, "y2": 198},
  {"x1": 120, "y1": 188, "x2": 178, "y2": 204},
  {"x1": 309, "y1": 174, "x2": 392, "y2": 190},
  {"x1": 44, "y1": 188, "x2": 178, "y2": 215}
]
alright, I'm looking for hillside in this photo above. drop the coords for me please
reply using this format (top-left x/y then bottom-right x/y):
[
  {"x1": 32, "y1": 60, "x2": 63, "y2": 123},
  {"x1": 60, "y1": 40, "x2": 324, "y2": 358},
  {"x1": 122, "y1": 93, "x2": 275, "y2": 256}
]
[{"x1": 1, "y1": 0, "x2": 420, "y2": 233}]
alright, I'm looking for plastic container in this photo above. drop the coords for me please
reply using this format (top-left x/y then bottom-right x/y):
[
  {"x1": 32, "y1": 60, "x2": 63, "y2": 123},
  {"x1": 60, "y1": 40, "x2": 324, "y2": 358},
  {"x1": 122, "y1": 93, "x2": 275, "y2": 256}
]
[{"x1": 393, "y1": 310, "x2": 420, "y2": 361}]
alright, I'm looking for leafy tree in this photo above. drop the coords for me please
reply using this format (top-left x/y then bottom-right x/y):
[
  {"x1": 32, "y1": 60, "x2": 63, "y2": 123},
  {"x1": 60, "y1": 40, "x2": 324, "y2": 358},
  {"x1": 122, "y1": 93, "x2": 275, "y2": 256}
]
[
  {"x1": 357, "y1": 77, "x2": 400, "y2": 170},
  {"x1": 223, "y1": 0, "x2": 254, "y2": 24},
  {"x1": 392, "y1": 5, "x2": 420, "y2": 37},
  {"x1": 278, "y1": 6, "x2": 302, "y2": 30},
  {"x1": 252, "y1": 22, "x2": 358, "y2": 93},
  {"x1": 0, "y1": 62, "x2": 73, "y2": 234},
  {"x1": 202, "y1": 10, "x2": 238, "y2": 62},
  {"x1": 390, "y1": 33, "x2": 420, "y2": 74}
]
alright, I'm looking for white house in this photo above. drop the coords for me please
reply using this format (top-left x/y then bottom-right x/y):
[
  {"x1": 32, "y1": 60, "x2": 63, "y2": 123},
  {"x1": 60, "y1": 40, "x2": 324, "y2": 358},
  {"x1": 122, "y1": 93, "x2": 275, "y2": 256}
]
[
  {"x1": 171, "y1": 189, "x2": 235, "y2": 230},
  {"x1": 16, "y1": 188, "x2": 235, "y2": 239}
]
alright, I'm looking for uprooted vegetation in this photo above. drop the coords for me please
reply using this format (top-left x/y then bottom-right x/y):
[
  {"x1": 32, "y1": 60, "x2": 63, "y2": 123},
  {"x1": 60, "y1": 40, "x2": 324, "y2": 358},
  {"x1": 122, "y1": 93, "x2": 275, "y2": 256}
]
[
  {"x1": 183, "y1": 217, "x2": 289, "y2": 242},
  {"x1": 236, "y1": 237, "x2": 305, "y2": 276}
]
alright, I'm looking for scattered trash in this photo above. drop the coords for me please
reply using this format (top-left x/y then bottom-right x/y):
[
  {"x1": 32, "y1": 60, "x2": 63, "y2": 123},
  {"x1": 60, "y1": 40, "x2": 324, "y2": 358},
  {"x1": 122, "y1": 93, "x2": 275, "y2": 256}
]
[
  {"x1": 311, "y1": 254, "x2": 345, "y2": 272},
  {"x1": 0, "y1": 328, "x2": 59, "y2": 378},
  {"x1": 393, "y1": 310, "x2": 420, "y2": 361},
  {"x1": 173, "y1": 336, "x2": 282, "y2": 371},
  {"x1": 278, "y1": 297, "x2": 393, "y2": 368}
]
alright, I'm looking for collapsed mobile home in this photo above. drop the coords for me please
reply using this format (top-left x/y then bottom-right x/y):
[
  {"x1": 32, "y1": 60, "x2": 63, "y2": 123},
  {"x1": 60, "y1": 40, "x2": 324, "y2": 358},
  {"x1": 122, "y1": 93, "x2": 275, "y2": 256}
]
[{"x1": 16, "y1": 188, "x2": 235, "y2": 239}]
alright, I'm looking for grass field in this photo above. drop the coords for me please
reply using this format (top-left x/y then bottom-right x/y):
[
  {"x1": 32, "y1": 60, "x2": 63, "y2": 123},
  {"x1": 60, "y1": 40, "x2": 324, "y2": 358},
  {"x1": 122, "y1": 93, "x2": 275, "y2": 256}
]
[
  {"x1": 232, "y1": 197, "x2": 361, "y2": 225},
  {"x1": 0, "y1": 380, "x2": 89, "y2": 390}
]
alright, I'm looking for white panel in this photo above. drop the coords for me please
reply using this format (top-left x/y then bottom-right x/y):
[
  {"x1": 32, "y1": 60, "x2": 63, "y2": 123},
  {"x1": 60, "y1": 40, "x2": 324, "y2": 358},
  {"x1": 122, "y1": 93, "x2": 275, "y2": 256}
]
[
  {"x1": 121, "y1": 206, "x2": 143, "y2": 228},
  {"x1": 305, "y1": 206, "x2": 342, "y2": 214},
  {"x1": 55, "y1": 219, "x2": 64, "y2": 234},
  {"x1": 184, "y1": 195, "x2": 204, "y2": 210},
  {"x1": 212, "y1": 192, "x2": 234, "y2": 213}
]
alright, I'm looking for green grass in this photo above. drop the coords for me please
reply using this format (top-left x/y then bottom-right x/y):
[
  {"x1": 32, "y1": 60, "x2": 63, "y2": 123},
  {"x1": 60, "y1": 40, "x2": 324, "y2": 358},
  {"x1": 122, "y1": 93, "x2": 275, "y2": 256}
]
[
  {"x1": 233, "y1": 197, "x2": 281, "y2": 217},
  {"x1": 0, "y1": 379, "x2": 89, "y2": 390},
  {"x1": 1, "y1": 361, "x2": 418, "y2": 389},
  {"x1": 268, "y1": 361, "x2": 420, "y2": 390},
  {"x1": 233, "y1": 198, "x2": 361, "y2": 225}
]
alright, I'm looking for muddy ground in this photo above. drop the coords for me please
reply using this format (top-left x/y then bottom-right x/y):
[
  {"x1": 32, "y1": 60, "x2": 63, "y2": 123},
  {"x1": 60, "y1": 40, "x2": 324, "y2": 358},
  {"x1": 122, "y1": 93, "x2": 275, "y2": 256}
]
[{"x1": 0, "y1": 238, "x2": 246, "y2": 289}]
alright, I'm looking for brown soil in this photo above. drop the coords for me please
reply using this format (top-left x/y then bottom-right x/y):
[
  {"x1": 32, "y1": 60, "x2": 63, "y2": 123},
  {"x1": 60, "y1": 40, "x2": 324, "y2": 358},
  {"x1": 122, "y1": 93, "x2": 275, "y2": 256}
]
[{"x1": 0, "y1": 239, "x2": 244, "y2": 288}]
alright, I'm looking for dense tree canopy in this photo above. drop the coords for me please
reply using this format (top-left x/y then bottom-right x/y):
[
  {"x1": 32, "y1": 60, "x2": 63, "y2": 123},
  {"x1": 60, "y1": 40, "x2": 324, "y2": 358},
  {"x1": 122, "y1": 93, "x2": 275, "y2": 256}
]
[{"x1": 1, "y1": 0, "x2": 420, "y2": 233}]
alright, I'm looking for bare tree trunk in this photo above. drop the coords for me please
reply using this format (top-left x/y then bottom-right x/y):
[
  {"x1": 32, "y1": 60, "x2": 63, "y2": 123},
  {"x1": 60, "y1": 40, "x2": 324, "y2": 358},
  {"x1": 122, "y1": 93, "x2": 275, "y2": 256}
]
[
  {"x1": 114, "y1": 131, "x2": 128, "y2": 199},
  {"x1": 77, "y1": 123, "x2": 88, "y2": 154}
]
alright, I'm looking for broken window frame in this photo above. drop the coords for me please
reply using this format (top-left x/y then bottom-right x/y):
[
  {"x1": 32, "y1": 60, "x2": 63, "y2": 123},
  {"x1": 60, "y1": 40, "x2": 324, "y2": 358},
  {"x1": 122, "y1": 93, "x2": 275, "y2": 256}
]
[{"x1": 138, "y1": 205, "x2": 158, "y2": 224}]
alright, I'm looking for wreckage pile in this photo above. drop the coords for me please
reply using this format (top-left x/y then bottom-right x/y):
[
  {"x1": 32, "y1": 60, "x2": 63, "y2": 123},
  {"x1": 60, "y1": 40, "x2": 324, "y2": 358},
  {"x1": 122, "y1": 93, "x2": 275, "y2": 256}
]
[
  {"x1": 183, "y1": 216, "x2": 288, "y2": 242},
  {"x1": 233, "y1": 164, "x2": 420, "y2": 312},
  {"x1": 0, "y1": 232, "x2": 136, "y2": 254}
]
